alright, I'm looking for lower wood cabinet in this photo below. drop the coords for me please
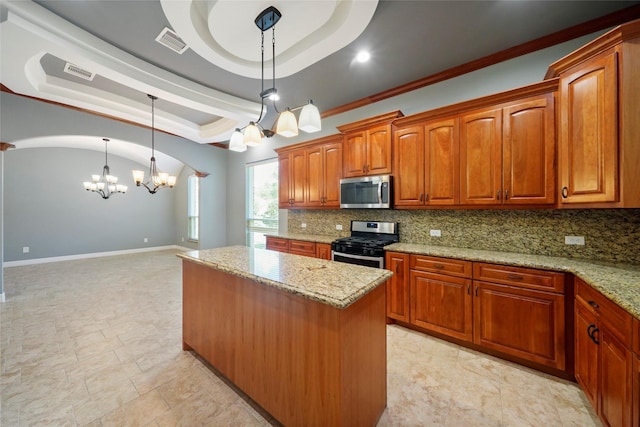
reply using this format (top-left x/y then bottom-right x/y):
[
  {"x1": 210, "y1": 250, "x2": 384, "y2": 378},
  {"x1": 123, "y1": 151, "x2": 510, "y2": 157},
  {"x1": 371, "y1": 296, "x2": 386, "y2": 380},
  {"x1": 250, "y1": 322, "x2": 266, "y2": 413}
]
[
  {"x1": 385, "y1": 252, "x2": 566, "y2": 371},
  {"x1": 265, "y1": 236, "x2": 331, "y2": 261},
  {"x1": 575, "y1": 277, "x2": 633, "y2": 427}
]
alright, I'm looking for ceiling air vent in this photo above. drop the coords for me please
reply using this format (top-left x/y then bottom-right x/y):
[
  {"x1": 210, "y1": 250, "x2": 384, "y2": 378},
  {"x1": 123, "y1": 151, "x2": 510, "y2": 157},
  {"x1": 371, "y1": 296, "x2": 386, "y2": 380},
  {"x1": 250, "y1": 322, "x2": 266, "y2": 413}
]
[
  {"x1": 156, "y1": 27, "x2": 188, "y2": 54},
  {"x1": 63, "y1": 63, "x2": 96, "y2": 81}
]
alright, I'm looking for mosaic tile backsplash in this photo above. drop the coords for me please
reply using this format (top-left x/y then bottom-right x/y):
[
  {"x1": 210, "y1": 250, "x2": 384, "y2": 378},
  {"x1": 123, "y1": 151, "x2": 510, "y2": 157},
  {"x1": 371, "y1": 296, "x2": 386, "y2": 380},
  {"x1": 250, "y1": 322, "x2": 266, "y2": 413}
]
[{"x1": 288, "y1": 209, "x2": 640, "y2": 264}]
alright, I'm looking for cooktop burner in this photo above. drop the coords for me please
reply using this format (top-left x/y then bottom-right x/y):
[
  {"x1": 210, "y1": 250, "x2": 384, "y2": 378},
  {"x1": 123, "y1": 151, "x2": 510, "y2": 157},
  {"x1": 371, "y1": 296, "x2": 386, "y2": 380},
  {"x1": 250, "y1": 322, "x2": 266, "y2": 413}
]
[{"x1": 331, "y1": 221, "x2": 400, "y2": 260}]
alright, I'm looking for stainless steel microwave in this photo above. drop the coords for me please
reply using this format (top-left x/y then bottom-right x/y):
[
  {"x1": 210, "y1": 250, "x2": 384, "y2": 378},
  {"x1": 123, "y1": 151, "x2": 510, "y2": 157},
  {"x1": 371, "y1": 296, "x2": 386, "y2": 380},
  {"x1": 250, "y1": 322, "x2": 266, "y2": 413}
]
[{"x1": 339, "y1": 175, "x2": 392, "y2": 209}]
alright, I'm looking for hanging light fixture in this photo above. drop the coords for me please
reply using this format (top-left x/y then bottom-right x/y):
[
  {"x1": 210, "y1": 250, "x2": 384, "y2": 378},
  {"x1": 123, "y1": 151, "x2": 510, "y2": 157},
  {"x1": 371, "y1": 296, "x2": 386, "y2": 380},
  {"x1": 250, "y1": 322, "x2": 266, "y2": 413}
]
[
  {"x1": 132, "y1": 94, "x2": 177, "y2": 194},
  {"x1": 230, "y1": 6, "x2": 322, "y2": 151},
  {"x1": 83, "y1": 138, "x2": 127, "y2": 199}
]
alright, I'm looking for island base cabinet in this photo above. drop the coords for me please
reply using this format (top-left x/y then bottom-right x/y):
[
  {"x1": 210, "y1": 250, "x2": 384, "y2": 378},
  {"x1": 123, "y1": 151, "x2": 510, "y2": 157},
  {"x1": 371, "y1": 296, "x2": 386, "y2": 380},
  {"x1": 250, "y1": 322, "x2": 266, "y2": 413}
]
[
  {"x1": 182, "y1": 260, "x2": 387, "y2": 427},
  {"x1": 473, "y1": 281, "x2": 566, "y2": 371}
]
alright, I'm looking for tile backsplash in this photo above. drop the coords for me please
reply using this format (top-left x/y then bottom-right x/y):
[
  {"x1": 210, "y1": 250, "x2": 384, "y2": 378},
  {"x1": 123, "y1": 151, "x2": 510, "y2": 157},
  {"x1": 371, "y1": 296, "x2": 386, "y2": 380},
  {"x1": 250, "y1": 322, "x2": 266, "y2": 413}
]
[{"x1": 288, "y1": 209, "x2": 640, "y2": 264}]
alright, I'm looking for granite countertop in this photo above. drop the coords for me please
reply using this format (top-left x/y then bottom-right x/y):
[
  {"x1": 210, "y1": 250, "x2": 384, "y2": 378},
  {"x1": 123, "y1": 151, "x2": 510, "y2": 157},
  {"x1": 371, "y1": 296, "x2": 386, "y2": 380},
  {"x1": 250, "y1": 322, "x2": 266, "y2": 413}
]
[
  {"x1": 264, "y1": 232, "x2": 337, "y2": 244},
  {"x1": 385, "y1": 243, "x2": 640, "y2": 320},
  {"x1": 178, "y1": 246, "x2": 392, "y2": 309}
]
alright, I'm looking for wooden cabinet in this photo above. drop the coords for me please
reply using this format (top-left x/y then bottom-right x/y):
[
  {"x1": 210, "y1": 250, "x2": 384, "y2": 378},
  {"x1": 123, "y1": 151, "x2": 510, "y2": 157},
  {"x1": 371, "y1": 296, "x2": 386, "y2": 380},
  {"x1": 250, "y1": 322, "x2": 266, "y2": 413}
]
[
  {"x1": 315, "y1": 243, "x2": 332, "y2": 260},
  {"x1": 278, "y1": 148, "x2": 306, "y2": 208},
  {"x1": 574, "y1": 277, "x2": 633, "y2": 427},
  {"x1": 547, "y1": 20, "x2": 640, "y2": 208},
  {"x1": 460, "y1": 93, "x2": 555, "y2": 206},
  {"x1": 337, "y1": 111, "x2": 403, "y2": 177},
  {"x1": 276, "y1": 135, "x2": 342, "y2": 209},
  {"x1": 305, "y1": 139, "x2": 342, "y2": 208},
  {"x1": 393, "y1": 118, "x2": 460, "y2": 207},
  {"x1": 266, "y1": 236, "x2": 332, "y2": 260},
  {"x1": 385, "y1": 252, "x2": 410, "y2": 322}
]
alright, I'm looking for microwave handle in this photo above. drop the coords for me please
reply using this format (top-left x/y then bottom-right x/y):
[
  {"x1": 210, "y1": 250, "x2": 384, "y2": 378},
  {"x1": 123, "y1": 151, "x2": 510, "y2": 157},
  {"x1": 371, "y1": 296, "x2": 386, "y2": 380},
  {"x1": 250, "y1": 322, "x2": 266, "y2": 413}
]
[{"x1": 378, "y1": 182, "x2": 383, "y2": 203}]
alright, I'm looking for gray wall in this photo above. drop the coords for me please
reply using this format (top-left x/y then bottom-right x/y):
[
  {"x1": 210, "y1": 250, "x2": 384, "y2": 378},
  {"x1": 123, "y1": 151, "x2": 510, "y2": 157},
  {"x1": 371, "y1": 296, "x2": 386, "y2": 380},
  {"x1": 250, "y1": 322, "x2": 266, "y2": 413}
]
[
  {"x1": 1, "y1": 91, "x2": 229, "y2": 262},
  {"x1": 225, "y1": 30, "x2": 608, "y2": 245},
  {"x1": 1, "y1": 151, "x2": 4, "y2": 296}
]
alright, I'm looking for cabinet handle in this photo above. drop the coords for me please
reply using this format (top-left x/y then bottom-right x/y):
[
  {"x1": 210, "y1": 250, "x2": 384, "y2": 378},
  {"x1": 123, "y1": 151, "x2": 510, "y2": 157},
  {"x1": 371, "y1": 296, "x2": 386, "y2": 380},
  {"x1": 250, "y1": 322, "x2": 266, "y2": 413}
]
[
  {"x1": 587, "y1": 324, "x2": 596, "y2": 338},
  {"x1": 366, "y1": 164, "x2": 370, "y2": 173},
  {"x1": 419, "y1": 193, "x2": 424, "y2": 202},
  {"x1": 475, "y1": 285, "x2": 479, "y2": 297},
  {"x1": 587, "y1": 324, "x2": 601, "y2": 345},
  {"x1": 507, "y1": 274, "x2": 523, "y2": 281},
  {"x1": 433, "y1": 263, "x2": 444, "y2": 269},
  {"x1": 395, "y1": 264, "x2": 400, "y2": 273},
  {"x1": 561, "y1": 186, "x2": 568, "y2": 199},
  {"x1": 505, "y1": 189, "x2": 509, "y2": 200},
  {"x1": 467, "y1": 284, "x2": 471, "y2": 295},
  {"x1": 588, "y1": 300, "x2": 600, "y2": 309},
  {"x1": 496, "y1": 190, "x2": 501, "y2": 200},
  {"x1": 425, "y1": 193, "x2": 429, "y2": 201}
]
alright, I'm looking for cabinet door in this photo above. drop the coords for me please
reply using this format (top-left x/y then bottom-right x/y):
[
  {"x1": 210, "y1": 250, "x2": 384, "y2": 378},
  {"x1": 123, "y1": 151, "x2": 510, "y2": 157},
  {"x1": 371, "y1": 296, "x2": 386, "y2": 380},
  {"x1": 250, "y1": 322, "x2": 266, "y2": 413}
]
[
  {"x1": 426, "y1": 118, "x2": 459, "y2": 205},
  {"x1": 367, "y1": 125, "x2": 393, "y2": 175},
  {"x1": 575, "y1": 298, "x2": 599, "y2": 409},
  {"x1": 385, "y1": 252, "x2": 410, "y2": 322},
  {"x1": 473, "y1": 281, "x2": 565, "y2": 370},
  {"x1": 600, "y1": 328, "x2": 632, "y2": 427},
  {"x1": 278, "y1": 155, "x2": 291, "y2": 208},
  {"x1": 315, "y1": 243, "x2": 332, "y2": 260},
  {"x1": 393, "y1": 126, "x2": 425, "y2": 207},
  {"x1": 633, "y1": 355, "x2": 640, "y2": 427},
  {"x1": 503, "y1": 95, "x2": 555, "y2": 205},
  {"x1": 306, "y1": 146, "x2": 324, "y2": 207},
  {"x1": 411, "y1": 270, "x2": 473, "y2": 342},
  {"x1": 290, "y1": 150, "x2": 307, "y2": 207},
  {"x1": 322, "y1": 142, "x2": 342, "y2": 207},
  {"x1": 343, "y1": 131, "x2": 368, "y2": 177},
  {"x1": 559, "y1": 51, "x2": 618, "y2": 204},
  {"x1": 460, "y1": 108, "x2": 502, "y2": 205}
]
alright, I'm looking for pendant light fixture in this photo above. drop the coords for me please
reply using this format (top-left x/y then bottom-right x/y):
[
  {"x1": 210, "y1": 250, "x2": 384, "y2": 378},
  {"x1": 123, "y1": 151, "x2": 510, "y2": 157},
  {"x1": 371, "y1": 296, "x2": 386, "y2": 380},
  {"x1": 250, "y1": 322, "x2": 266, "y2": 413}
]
[
  {"x1": 229, "y1": 6, "x2": 321, "y2": 152},
  {"x1": 83, "y1": 138, "x2": 127, "y2": 199},
  {"x1": 132, "y1": 94, "x2": 177, "y2": 193}
]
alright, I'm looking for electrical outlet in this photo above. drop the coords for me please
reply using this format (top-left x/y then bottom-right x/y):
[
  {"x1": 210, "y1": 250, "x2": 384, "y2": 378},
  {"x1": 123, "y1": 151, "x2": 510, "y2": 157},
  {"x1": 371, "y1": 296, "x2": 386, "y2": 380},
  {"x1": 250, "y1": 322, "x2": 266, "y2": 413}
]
[
  {"x1": 22, "y1": 246, "x2": 29, "y2": 253},
  {"x1": 336, "y1": 224, "x2": 343, "y2": 231},
  {"x1": 430, "y1": 229, "x2": 442, "y2": 237},
  {"x1": 144, "y1": 237, "x2": 148, "y2": 243},
  {"x1": 301, "y1": 223, "x2": 307, "y2": 228},
  {"x1": 565, "y1": 236, "x2": 585, "y2": 245},
  {"x1": 181, "y1": 237, "x2": 185, "y2": 242}
]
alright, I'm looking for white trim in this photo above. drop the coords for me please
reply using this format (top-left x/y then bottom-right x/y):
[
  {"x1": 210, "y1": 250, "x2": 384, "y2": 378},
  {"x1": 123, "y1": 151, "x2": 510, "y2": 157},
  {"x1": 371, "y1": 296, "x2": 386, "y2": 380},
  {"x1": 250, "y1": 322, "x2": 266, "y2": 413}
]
[
  {"x1": 4, "y1": 245, "x2": 194, "y2": 268},
  {"x1": 0, "y1": 293, "x2": 5, "y2": 303}
]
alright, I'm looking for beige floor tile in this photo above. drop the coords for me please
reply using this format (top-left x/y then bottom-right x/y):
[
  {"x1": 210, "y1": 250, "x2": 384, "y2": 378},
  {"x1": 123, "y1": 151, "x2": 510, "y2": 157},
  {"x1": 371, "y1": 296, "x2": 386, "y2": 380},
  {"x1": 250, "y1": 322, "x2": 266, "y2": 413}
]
[
  {"x1": 100, "y1": 389, "x2": 170, "y2": 427},
  {"x1": 72, "y1": 379, "x2": 140, "y2": 425}
]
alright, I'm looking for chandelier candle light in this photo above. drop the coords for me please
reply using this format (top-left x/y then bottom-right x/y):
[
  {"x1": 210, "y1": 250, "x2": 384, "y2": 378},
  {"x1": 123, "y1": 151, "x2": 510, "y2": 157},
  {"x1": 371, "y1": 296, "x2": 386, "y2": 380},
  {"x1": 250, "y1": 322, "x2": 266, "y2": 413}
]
[
  {"x1": 228, "y1": 6, "x2": 321, "y2": 152},
  {"x1": 83, "y1": 138, "x2": 127, "y2": 199},
  {"x1": 132, "y1": 94, "x2": 177, "y2": 193}
]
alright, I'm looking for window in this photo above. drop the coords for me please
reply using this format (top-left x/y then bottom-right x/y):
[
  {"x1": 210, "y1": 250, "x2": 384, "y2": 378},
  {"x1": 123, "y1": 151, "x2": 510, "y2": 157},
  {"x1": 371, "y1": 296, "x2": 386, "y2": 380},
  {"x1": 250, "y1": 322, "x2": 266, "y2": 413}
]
[
  {"x1": 246, "y1": 160, "x2": 279, "y2": 248},
  {"x1": 187, "y1": 174, "x2": 199, "y2": 242}
]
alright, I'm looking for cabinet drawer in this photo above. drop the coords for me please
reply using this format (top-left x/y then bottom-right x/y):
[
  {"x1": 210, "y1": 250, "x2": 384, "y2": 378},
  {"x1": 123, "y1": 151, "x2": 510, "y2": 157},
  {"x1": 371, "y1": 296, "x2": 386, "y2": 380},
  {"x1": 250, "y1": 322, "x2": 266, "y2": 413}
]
[
  {"x1": 410, "y1": 255, "x2": 472, "y2": 278},
  {"x1": 266, "y1": 237, "x2": 289, "y2": 253},
  {"x1": 473, "y1": 262, "x2": 564, "y2": 293},
  {"x1": 576, "y1": 278, "x2": 632, "y2": 347},
  {"x1": 288, "y1": 240, "x2": 317, "y2": 257}
]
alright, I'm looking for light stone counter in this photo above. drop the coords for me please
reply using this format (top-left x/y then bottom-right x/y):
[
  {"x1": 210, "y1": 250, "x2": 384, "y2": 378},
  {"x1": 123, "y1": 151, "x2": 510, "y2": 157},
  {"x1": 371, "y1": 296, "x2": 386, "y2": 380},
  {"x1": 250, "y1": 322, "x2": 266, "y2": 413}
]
[
  {"x1": 178, "y1": 245, "x2": 392, "y2": 309},
  {"x1": 385, "y1": 243, "x2": 640, "y2": 320},
  {"x1": 263, "y1": 231, "x2": 337, "y2": 244}
]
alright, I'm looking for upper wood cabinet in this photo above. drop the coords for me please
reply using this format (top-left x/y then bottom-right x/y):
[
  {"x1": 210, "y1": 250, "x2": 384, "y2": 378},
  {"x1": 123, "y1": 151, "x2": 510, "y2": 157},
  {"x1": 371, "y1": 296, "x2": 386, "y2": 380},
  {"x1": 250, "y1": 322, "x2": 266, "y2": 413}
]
[
  {"x1": 546, "y1": 20, "x2": 640, "y2": 208},
  {"x1": 393, "y1": 118, "x2": 460, "y2": 207},
  {"x1": 337, "y1": 111, "x2": 403, "y2": 177},
  {"x1": 276, "y1": 134, "x2": 343, "y2": 209},
  {"x1": 459, "y1": 93, "x2": 556, "y2": 206}
]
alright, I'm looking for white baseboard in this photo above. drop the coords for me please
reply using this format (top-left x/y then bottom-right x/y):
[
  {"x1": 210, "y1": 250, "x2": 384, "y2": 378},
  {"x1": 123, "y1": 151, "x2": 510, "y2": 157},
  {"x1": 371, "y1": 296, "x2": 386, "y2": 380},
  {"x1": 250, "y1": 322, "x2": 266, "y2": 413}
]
[{"x1": 3, "y1": 245, "x2": 194, "y2": 268}]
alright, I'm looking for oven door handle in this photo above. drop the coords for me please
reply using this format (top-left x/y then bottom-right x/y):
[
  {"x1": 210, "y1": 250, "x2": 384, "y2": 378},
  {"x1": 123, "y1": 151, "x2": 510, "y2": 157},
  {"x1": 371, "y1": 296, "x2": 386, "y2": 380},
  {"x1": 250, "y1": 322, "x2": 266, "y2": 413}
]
[{"x1": 331, "y1": 251, "x2": 384, "y2": 268}]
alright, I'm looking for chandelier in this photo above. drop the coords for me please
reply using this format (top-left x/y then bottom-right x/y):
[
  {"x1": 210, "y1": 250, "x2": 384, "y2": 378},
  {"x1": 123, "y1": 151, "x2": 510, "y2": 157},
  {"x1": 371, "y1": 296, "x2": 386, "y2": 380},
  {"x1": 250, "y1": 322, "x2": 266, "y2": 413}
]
[
  {"x1": 83, "y1": 138, "x2": 127, "y2": 199},
  {"x1": 132, "y1": 94, "x2": 177, "y2": 193},
  {"x1": 228, "y1": 6, "x2": 322, "y2": 152}
]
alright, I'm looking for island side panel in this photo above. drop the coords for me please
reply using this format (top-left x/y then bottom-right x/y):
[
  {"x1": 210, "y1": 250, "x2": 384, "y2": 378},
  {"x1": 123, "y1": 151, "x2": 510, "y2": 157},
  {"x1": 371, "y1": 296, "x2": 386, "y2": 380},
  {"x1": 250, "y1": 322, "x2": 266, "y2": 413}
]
[{"x1": 181, "y1": 259, "x2": 387, "y2": 427}]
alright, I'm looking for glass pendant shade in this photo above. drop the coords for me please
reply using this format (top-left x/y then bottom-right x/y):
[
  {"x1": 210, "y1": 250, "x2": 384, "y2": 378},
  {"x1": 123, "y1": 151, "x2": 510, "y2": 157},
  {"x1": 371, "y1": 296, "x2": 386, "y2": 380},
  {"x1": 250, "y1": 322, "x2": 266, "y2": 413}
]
[
  {"x1": 276, "y1": 110, "x2": 299, "y2": 137},
  {"x1": 298, "y1": 101, "x2": 321, "y2": 133},
  {"x1": 132, "y1": 169, "x2": 145, "y2": 185},
  {"x1": 228, "y1": 129, "x2": 247, "y2": 152},
  {"x1": 244, "y1": 123, "x2": 263, "y2": 147}
]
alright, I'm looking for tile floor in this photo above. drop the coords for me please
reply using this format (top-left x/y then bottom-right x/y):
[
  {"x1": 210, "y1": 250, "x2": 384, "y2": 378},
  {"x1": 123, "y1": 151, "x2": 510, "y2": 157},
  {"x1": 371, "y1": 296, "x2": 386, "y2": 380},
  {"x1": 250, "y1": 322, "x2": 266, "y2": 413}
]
[{"x1": 1, "y1": 250, "x2": 601, "y2": 426}]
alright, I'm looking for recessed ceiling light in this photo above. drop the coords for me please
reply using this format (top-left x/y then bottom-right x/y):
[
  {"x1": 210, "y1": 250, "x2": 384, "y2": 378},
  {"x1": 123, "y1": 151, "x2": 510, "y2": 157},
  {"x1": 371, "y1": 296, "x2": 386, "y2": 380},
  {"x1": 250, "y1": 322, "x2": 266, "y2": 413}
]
[{"x1": 356, "y1": 50, "x2": 371, "y2": 63}]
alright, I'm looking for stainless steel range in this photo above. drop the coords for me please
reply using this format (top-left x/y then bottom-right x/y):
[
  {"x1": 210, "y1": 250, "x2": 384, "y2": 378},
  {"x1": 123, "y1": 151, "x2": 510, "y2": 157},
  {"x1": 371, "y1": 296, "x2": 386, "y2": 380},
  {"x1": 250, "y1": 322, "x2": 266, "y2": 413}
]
[{"x1": 331, "y1": 220, "x2": 399, "y2": 268}]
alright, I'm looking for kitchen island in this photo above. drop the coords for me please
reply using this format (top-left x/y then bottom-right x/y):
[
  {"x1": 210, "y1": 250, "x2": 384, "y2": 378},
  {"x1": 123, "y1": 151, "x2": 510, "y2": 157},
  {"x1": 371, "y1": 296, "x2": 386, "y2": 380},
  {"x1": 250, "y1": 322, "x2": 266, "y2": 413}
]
[{"x1": 178, "y1": 246, "x2": 393, "y2": 427}]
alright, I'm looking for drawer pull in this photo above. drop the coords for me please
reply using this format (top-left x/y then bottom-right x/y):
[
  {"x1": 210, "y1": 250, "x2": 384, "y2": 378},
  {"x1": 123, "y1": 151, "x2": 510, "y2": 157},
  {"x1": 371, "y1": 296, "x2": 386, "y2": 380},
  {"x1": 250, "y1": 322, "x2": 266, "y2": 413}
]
[
  {"x1": 433, "y1": 263, "x2": 445, "y2": 269},
  {"x1": 507, "y1": 274, "x2": 524, "y2": 281},
  {"x1": 588, "y1": 300, "x2": 600, "y2": 309},
  {"x1": 561, "y1": 186, "x2": 568, "y2": 198}
]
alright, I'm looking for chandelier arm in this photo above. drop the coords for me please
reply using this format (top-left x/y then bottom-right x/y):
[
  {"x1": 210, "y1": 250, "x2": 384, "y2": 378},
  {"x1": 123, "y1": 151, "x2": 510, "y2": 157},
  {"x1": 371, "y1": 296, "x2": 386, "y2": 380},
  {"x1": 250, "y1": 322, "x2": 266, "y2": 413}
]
[{"x1": 272, "y1": 27, "x2": 276, "y2": 98}]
